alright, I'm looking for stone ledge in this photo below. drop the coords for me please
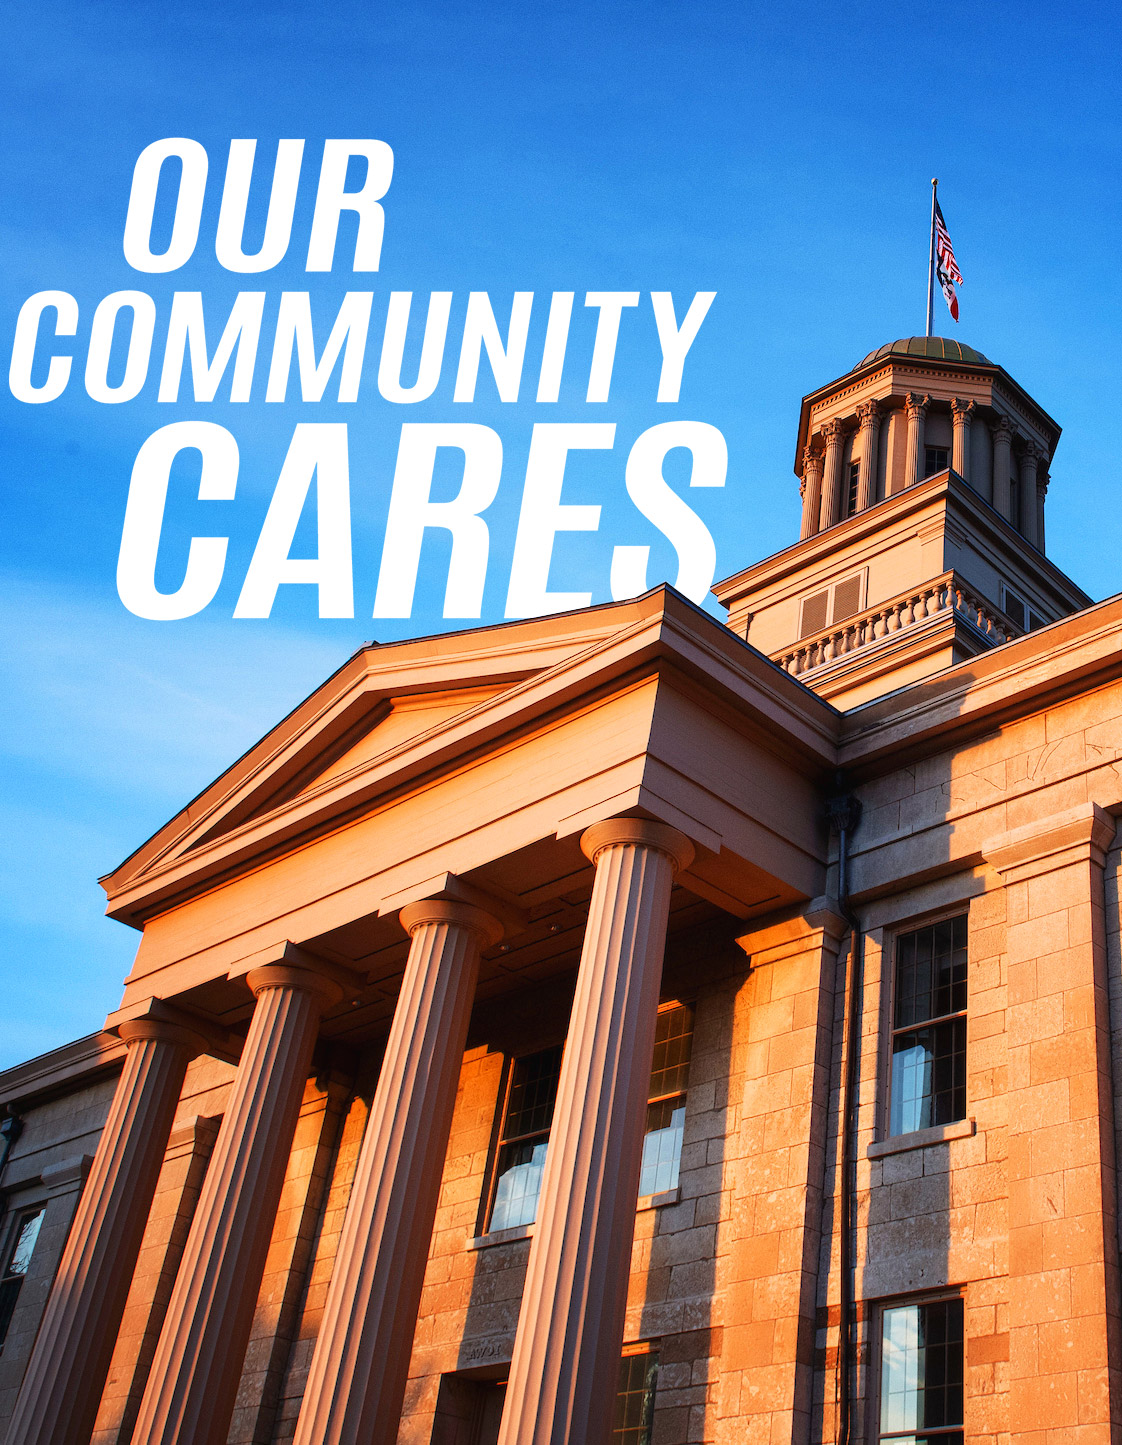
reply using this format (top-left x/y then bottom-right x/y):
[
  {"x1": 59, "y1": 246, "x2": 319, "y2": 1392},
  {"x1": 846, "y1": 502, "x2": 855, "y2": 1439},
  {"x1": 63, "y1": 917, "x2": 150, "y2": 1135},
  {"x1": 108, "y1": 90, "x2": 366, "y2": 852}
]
[
  {"x1": 638, "y1": 1186, "x2": 680, "y2": 1211},
  {"x1": 867, "y1": 1117, "x2": 975, "y2": 1159},
  {"x1": 466, "y1": 1223, "x2": 534, "y2": 1251}
]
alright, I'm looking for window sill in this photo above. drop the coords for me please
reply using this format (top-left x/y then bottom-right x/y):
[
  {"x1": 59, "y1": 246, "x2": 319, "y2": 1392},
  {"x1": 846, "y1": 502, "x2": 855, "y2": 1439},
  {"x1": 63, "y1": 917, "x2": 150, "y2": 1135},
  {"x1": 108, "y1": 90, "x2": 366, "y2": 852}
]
[
  {"x1": 637, "y1": 1187, "x2": 680, "y2": 1211},
  {"x1": 466, "y1": 1223, "x2": 534, "y2": 1251},
  {"x1": 867, "y1": 1118, "x2": 976, "y2": 1159}
]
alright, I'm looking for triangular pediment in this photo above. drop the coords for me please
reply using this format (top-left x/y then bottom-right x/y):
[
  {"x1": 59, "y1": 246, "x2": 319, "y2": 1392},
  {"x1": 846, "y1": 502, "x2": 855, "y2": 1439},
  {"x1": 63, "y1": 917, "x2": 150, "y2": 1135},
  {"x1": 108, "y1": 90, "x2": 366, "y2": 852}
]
[
  {"x1": 294, "y1": 685, "x2": 511, "y2": 794},
  {"x1": 100, "y1": 601, "x2": 668, "y2": 906}
]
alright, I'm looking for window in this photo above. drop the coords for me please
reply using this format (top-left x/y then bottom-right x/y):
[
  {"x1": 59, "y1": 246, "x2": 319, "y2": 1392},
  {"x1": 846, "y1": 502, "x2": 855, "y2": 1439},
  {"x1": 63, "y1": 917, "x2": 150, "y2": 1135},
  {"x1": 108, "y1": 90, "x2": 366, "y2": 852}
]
[
  {"x1": 485, "y1": 1004, "x2": 694, "y2": 1232},
  {"x1": 845, "y1": 460, "x2": 861, "y2": 518},
  {"x1": 1000, "y1": 585, "x2": 1048, "y2": 633},
  {"x1": 879, "y1": 1297, "x2": 964, "y2": 1444},
  {"x1": 487, "y1": 1045, "x2": 563, "y2": 1231},
  {"x1": 923, "y1": 446, "x2": 949, "y2": 477},
  {"x1": 798, "y1": 570, "x2": 867, "y2": 639},
  {"x1": 0, "y1": 1207, "x2": 45, "y2": 1353},
  {"x1": 890, "y1": 917, "x2": 967, "y2": 1136},
  {"x1": 639, "y1": 1003, "x2": 694, "y2": 1197},
  {"x1": 615, "y1": 1345, "x2": 659, "y2": 1445}
]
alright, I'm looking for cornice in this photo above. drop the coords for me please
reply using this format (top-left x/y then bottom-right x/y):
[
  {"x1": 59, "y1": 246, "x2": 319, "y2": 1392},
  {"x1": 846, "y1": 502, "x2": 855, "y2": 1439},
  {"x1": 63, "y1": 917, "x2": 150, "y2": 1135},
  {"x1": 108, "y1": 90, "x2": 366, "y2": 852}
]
[
  {"x1": 838, "y1": 591, "x2": 1122, "y2": 774},
  {"x1": 101, "y1": 590, "x2": 841, "y2": 929}
]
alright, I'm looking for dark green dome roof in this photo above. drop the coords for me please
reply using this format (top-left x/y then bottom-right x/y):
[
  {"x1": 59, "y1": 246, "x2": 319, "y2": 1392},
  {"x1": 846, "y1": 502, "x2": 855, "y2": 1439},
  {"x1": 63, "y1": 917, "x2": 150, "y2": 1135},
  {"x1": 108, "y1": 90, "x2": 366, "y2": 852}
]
[{"x1": 855, "y1": 336, "x2": 991, "y2": 369}]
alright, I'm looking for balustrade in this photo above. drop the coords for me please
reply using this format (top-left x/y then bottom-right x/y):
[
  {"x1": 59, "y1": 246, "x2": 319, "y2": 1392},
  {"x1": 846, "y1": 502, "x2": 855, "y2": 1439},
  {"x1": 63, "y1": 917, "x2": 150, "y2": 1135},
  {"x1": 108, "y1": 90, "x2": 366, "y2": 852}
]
[{"x1": 777, "y1": 572, "x2": 1015, "y2": 677}]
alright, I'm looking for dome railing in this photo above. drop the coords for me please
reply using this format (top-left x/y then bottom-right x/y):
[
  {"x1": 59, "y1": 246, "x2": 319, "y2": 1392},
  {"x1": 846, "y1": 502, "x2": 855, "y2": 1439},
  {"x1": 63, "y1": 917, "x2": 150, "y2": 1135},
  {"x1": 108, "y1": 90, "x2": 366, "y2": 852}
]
[{"x1": 774, "y1": 570, "x2": 1017, "y2": 678}]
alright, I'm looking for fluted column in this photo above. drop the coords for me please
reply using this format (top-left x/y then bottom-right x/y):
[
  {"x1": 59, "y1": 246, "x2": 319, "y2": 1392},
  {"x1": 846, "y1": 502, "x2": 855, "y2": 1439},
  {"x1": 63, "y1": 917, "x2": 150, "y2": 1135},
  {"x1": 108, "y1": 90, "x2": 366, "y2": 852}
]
[
  {"x1": 855, "y1": 400, "x2": 881, "y2": 512},
  {"x1": 131, "y1": 958, "x2": 342, "y2": 1445},
  {"x1": 991, "y1": 415, "x2": 1016, "y2": 521},
  {"x1": 1019, "y1": 442, "x2": 1041, "y2": 545},
  {"x1": 292, "y1": 898, "x2": 502, "y2": 1445},
  {"x1": 903, "y1": 392, "x2": 929, "y2": 487},
  {"x1": 818, "y1": 419, "x2": 846, "y2": 530},
  {"x1": 498, "y1": 818, "x2": 694, "y2": 1445},
  {"x1": 799, "y1": 446, "x2": 824, "y2": 540},
  {"x1": 4, "y1": 1015, "x2": 206, "y2": 1445},
  {"x1": 951, "y1": 396, "x2": 974, "y2": 480}
]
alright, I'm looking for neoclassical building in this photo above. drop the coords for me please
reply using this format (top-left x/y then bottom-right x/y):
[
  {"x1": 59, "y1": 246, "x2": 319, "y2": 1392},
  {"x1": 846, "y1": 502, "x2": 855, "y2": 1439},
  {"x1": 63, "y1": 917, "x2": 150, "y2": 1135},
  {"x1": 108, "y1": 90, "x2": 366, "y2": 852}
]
[{"x1": 1, "y1": 336, "x2": 1120, "y2": 1445}]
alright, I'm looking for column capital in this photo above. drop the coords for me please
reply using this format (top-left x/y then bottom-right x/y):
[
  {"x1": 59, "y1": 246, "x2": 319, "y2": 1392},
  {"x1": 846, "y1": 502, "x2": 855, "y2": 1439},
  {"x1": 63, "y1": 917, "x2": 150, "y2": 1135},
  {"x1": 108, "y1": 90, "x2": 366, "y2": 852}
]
[
  {"x1": 245, "y1": 962, "x2": 345, "y2": 1010},
  {"x1": 951, "y1": 396, "x2": 976, "y2": 419},
  {"x1": 398, "y1": 897, "x2": 504, "y2": 947},
  {"x1": 1038, "y1": 469, "x2": 1050, "y2": 495},
  {"x1": 984, "y1": 802, "x2": 1116, "y2": 880},
  {"x1": 990, "y1": 414, "x2": 1016, "y2": 445},
  {"x1": 1019, "y1": 438, "x2": 1045, "y2": 464},
  {"x1": 110, "y1": 997, "x2": 230, "y2": 1060},
  {"x1": 580, "y1": 817, "x2": 695, "y2": 873},
  {"x1": 802, "y1": 444, "x2": 823, "y2": 475},
  {"x1": 855, "y1": 398, "x2": 882, "y2": 426},
  {"x1": 820, "y1": 416, "x2": 846, "y2": 444},
  {"x1": 904, "y1": 391, "x2": 930, "y2": 418}
]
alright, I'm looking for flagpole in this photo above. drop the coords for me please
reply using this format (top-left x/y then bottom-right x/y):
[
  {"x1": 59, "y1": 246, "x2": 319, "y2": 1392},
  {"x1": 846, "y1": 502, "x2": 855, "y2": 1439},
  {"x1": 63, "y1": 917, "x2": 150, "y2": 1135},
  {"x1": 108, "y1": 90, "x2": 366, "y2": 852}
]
[{"x1": 926, "y1": 178, "x2": 938, "y2": 336}]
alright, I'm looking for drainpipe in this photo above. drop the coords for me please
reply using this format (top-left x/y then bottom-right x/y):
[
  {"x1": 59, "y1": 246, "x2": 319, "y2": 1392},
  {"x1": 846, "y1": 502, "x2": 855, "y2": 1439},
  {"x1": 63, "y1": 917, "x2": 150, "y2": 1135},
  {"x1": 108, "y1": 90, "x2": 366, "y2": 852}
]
[{"x1": 826, "y1": 782, "x2": 862, "y2": 1445}]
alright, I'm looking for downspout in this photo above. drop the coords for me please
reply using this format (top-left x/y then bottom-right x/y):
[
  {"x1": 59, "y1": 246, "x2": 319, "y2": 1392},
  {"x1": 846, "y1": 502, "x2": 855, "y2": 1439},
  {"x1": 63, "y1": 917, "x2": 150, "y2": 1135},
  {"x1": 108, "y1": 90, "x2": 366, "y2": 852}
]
[{"x1": 826, "y1": 783, "x2": 862, "y2": 1445}]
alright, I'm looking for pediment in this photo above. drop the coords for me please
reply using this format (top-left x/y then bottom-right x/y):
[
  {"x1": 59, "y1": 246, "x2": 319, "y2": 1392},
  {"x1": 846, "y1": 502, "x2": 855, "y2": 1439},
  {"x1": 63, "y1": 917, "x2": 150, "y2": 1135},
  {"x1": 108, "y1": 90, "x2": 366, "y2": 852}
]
[
  {"x1": 101, "y1": 603, "x2": 656, "y2": 902},
  {"x1": 293, "y1": 685, "x2": 510, "y2": 793}
]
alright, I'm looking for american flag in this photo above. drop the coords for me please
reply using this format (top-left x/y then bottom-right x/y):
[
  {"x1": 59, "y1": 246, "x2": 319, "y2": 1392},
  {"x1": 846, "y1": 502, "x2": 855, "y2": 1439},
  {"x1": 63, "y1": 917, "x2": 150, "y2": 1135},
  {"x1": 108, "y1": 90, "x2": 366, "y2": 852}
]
[{"x1": 934, "y1": 200, "x2": 963, "y2": 321}]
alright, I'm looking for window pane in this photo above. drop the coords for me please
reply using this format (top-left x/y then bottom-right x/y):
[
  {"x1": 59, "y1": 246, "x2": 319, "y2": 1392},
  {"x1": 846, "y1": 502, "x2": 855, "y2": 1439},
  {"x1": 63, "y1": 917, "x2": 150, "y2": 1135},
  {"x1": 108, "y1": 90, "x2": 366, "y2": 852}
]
[
  {"x1": 649, "y1": 1005, "x2": 693, "y2": 1098},
  {"x1": 503, "y1": 1047, "x2": 563, "y2": 1141},
  {"x1": 639, "y1": 1098, "x2": 686, "y2": 1196},
  {"x1": 6, "y1": 1211, "x2": 43, "y2": 1279},
  {"x1": 614, "y1": 1350, "x2": 658, "y2": 1445},
  {"x1": 880, "y1": 1300, "x2": 963, "y2": 1439},
  {"x1": 890, "y1": 1019, "x2": 966, "y2": 1134},
  {"x1": 894, "y1": 919, "x2": 967, "y2": 1029},
  {"x1": 490, "y1": 1138, "x2": 549, "y2": 1231}
]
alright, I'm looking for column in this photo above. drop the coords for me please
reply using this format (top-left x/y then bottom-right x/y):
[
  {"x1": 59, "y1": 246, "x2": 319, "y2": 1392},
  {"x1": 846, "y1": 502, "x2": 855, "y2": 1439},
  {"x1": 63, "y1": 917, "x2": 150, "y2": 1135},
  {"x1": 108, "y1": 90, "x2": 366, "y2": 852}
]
[
  {"x1": 951, "y1": 397, "x2": 975, "y2": 481},
  {"x1": 131, "y1": 957, "x2": 343, "y2": 1445},
  {"x1": 4, "y1": 1014, "x2": 207, "y2": 1445},
  {"x1": 799, "y1": 446, "x2": 824, "y2": 540},
  {"x1": 1019, "y1": 443, "x2": 1041, "y2": 546},
  {"x1": 718, "y1": 904, "x2": 847, "y2": 1444},
  {"x1": 903, "y1": 392, "x2": 929, "y2": 488},
  {"x1": 818, "y1": 419, "x2": 846, "y2": 531},
  {"x1": 292, "y1": 899, "x2": 502, "y2": 1445},
  {"x1": 1037, "y1": 469, "x2": 1049, "y2": 552},
  {"x1": 498, "y1": 818, "x2": 694, "y2": 1445},
  {"x1": 855, "y1": 400, "x2": 882, "y2": 512},
  {"x1": 991, "y1": 416, "x2": 1016, "y2": 521},
  {"x1": 985, "y1": 806, "x2": 1122, "y2": 1441}
]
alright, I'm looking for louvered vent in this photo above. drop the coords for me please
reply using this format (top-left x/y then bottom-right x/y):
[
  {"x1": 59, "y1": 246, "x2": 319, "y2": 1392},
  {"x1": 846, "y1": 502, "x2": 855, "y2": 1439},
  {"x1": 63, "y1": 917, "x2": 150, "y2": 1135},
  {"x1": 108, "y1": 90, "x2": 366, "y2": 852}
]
[{"x1": 799, "y1": 590, "x2": 830, "y2": 638}]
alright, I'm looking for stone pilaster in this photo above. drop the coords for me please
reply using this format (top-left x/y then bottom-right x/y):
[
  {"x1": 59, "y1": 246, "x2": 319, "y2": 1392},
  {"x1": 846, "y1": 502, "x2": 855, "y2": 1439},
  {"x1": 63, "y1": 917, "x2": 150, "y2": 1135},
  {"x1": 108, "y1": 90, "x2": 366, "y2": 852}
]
[
  {"x1": 130, "y1": 957, "x2": 344, "y2": 1445},
  {"x1": 951, "y1": 396, "x2": 975, "y2": 481},
  {"x1": 904, "y1": 392, "x2": 929, "y2": 488},
  {"x1": 985, "y1": 805, "x2": 1122, "y2": 1443},
  {"x1": 498, "y1": 818, "x2": 694, "y2": 1445},
  {"x1": 991, "y1": 416, "x2": 1016, "y2": 522},
  {"x1": 717, "y1": 903, "x2": 847, "y2": 1444},
  {"x1": 291, "y1": 898, "x2": 503, "y2": 1445},
  {"x1": 4, "y1": 1014, "x2": 207, "y2": 1445},
  {"x1": 855, "y1": 400, "x2": 881, "y2": 513},
  {"x1": 818, "y1": 419, "x2": 846, "y2": 531},
  {"x1": 800, "y1": 446, "x2": 824, "y2": 541}
]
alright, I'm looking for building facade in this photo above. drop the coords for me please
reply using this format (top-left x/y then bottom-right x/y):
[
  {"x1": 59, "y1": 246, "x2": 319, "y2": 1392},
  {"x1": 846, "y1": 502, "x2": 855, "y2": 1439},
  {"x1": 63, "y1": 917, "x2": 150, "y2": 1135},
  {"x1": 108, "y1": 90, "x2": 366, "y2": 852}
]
[{"x1": 1, "y1": 336, "x2": 1120, "y2": 1445}]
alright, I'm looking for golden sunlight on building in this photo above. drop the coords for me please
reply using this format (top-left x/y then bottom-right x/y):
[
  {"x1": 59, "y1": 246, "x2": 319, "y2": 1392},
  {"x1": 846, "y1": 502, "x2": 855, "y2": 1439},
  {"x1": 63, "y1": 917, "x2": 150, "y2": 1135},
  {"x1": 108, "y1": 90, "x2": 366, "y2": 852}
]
[{"x1": 1, "y1": 337, "x2": 1120, "y2": 1445}]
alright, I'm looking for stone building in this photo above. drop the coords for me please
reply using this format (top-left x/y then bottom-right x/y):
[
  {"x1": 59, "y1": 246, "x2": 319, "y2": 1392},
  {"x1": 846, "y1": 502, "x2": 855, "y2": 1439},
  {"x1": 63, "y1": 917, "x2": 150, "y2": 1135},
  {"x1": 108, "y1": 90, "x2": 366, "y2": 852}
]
[{"x1": 1, "y1": 335, "x2": 1120, "y2": 1445}]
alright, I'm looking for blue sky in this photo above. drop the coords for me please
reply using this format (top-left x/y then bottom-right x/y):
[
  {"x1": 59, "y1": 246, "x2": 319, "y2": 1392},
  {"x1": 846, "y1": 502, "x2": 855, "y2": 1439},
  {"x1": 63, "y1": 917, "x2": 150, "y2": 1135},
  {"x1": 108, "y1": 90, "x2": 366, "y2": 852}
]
[{"x1": 2, "y1": 0, "x2": 1119, "y2": 1065}]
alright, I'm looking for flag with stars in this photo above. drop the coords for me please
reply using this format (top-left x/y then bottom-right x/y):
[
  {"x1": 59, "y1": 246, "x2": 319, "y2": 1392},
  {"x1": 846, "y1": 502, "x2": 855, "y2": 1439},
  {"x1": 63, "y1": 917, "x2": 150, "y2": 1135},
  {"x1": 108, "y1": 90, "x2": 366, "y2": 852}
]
[{"x1": 934, "y1": 200, "x2": 963, "y2": 321}]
